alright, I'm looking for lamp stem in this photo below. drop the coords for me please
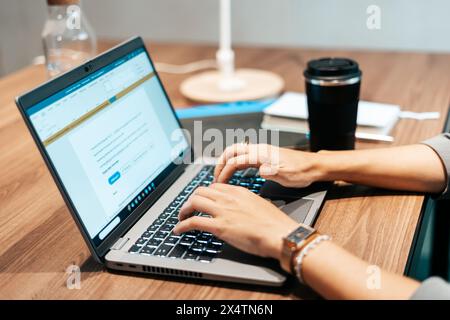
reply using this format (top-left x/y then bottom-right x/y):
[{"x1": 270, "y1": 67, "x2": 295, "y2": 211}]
[
  {"x1": 219, "y1": 0, "x2": 231, "y2": 51},
  {"x1": 217, "y1": 0, "x2": 245, "y2": 91},
  {"x1": 180, "y1": 0, "x2": 284, "y2": 102}
]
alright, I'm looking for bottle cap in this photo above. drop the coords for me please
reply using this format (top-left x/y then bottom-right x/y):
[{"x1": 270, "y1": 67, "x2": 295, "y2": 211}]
[{"x1": 304, "y1": 58, "x2": 361, "y2": 84}]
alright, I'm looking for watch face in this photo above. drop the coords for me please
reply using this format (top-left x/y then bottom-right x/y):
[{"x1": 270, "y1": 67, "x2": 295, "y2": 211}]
[{"x1": 288, "y1": 226, "x2": 314, "y2": 243}]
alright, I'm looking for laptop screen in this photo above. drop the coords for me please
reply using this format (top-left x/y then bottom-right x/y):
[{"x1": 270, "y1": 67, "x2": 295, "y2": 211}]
[{"x1": 26, "y1": 47, "x2": 189, "y2": 246}]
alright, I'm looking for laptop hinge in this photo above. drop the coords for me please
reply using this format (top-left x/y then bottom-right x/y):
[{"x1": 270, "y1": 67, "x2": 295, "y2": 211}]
[{"x1": 110, "y1": 237, "x2": 130, "y2": 250}]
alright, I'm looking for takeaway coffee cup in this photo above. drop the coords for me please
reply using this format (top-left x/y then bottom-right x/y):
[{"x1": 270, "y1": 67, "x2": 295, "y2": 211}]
[{"x1": 304, "y1": 58, "x2": 362, "y2": 152}]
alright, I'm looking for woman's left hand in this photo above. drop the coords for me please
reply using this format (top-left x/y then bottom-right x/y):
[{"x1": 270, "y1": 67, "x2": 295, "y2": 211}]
[{"x1": 173, "y1": 183, "x2": 299, "y2": 261}]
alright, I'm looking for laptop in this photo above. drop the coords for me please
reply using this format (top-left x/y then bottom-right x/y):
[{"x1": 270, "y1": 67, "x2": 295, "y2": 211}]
[{"x1": 16, "y1": 37, "x2": 327, "y2": 286}]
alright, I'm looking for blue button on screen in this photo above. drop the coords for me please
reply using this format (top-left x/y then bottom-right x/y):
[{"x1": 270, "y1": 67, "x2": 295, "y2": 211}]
[{"x1": 108, "y1": 171, "x2": 121, "y2": 185}]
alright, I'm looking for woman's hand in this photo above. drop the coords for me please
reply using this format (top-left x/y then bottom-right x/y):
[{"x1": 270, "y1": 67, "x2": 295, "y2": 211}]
[
  {"x1": 213, "y1": 143, "x2": 324, "y2": 188},
  {"x1": 173, "y1": 183, "x2": 299, "y2": 261}
]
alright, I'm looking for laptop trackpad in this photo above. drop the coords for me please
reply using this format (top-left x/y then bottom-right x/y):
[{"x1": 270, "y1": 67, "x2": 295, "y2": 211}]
[{"x1": 275, "y1": 198, "x2": 314, "y2": 223}]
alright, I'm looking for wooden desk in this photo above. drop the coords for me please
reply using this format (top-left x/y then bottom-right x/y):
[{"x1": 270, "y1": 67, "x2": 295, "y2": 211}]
[{"x1": 1, "y1": 40, "x2": 450, "y2": 299}]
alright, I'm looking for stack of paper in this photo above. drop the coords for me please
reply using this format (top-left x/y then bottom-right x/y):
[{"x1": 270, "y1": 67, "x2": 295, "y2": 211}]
[{"x1": 262, "y1": 92, "x2": 401, "y2": 142}]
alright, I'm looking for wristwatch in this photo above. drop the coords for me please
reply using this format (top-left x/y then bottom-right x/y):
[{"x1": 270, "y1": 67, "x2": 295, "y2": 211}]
[{"x1": 281, "y1": 224, "x2": 318, "y2": 274}]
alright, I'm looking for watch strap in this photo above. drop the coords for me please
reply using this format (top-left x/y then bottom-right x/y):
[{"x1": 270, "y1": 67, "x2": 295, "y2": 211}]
[{"x1": 281, "y1": 224, "x2": 317, "y2": 273}]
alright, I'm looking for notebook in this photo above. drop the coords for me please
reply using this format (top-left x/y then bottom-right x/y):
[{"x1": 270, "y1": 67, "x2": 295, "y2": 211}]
[{"x1": 262, "y1": 92, "x2": 401, "y2": 142}]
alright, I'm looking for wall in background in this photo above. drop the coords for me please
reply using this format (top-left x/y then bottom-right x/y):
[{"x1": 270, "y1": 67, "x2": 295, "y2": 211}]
[
  {"x1": 1, "y1": 0, "x2": 449, "y2": 76},
  {"x1": 0, "y1": 0, "x2": 47, "y2": 75}
]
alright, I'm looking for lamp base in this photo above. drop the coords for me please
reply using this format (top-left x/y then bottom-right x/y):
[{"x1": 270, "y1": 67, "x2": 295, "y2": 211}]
[{"x1": 180, "y1": 68, "x2": 284, "y2": 103}]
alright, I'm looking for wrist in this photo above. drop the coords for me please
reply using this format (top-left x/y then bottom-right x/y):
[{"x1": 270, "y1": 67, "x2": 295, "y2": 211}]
[
  {"x1": 315, "y1": 150, "x2": 351, "y2": 182},
  {"x1": 271, "y1": 221, "x2": 300, "y2": 262},
  {"x1": 311, "y1": 151, "x2": 333, "y2": 181},
  {"x1": 279, "y1": 224, "x2": 318, "y2": 274},
  {"x1": 293, "y1": 236, "x2": 332, "y2": 284}
]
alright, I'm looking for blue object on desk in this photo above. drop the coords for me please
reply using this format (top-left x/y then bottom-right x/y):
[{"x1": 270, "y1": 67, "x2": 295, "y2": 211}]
[{"x1": 175, "y1": 99, "x2": 276, "y2": 119}]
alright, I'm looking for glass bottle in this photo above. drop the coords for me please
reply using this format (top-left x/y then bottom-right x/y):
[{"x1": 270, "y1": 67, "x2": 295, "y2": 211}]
[{"x1": 42, "y1": 0, "x2": 97, "y2": 78}]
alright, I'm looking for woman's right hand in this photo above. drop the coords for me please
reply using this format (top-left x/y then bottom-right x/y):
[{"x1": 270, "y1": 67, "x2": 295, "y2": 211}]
[{"x1": 213, "y1": 143, "x2": 325, "y2": 188}]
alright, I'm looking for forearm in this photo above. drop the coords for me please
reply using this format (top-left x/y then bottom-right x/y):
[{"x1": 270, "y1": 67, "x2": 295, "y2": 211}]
[
  {"x1": 315, "y1": 144, "x2": 446, "y2": 193},
  {"x1": 300, "y1": 241, "x2": 420, "y2": 299}
]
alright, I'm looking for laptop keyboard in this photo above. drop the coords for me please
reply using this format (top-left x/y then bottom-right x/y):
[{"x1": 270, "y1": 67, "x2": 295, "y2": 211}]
[{"x1": 128, "y1": 165, "x2": 265, "y2": 263}]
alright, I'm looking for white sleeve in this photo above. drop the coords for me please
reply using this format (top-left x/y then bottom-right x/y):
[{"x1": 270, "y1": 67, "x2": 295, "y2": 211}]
[{"x1": 410, "y1": 277, "x2": 450, "y2": 300}]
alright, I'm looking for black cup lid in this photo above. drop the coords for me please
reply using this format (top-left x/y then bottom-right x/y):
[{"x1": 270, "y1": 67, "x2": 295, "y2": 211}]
[{"x1": 304, "y1": 58, "x2": 361, "y2": 80}]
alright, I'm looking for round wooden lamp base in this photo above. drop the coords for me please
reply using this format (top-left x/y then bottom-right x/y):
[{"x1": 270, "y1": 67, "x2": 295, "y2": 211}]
[{"x1": 180, "y1": 69, "x2": 284, "y2": 103}]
